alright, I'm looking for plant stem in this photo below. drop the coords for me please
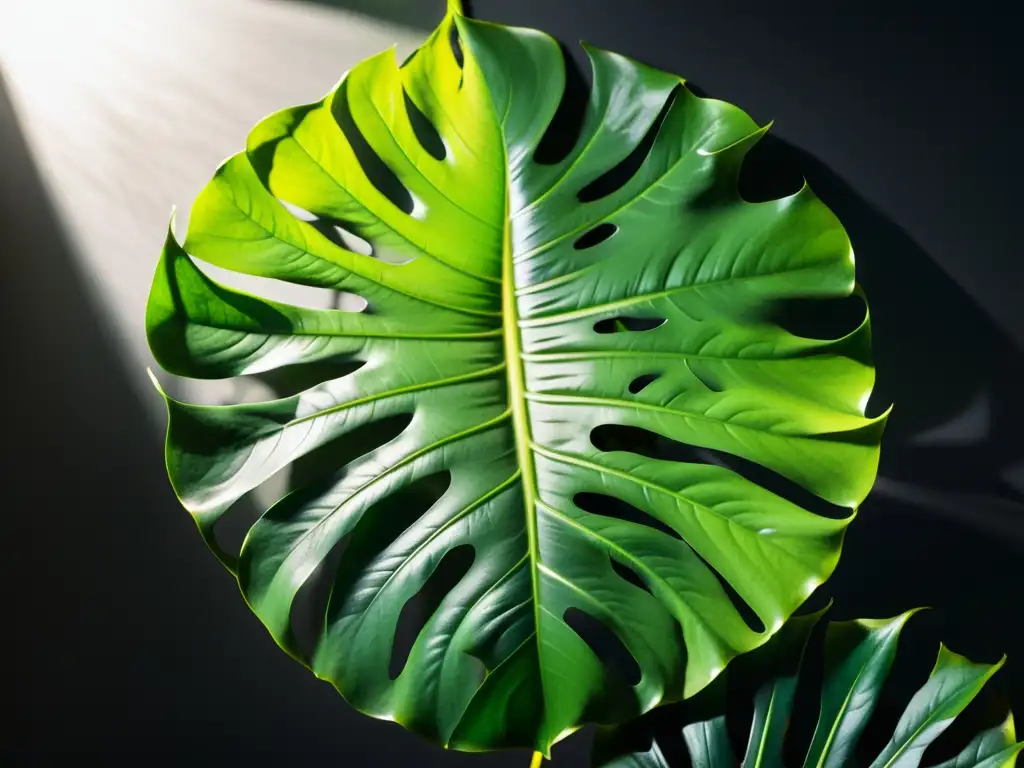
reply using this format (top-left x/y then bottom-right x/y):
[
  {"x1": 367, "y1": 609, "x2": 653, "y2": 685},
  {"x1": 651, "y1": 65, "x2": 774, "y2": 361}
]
[
  {"x1": 530, "y1": 752, "x2": 545, "y2": 768},
  {"x1": 448, "y1": 0, "x2": 464, "y2": 15}
]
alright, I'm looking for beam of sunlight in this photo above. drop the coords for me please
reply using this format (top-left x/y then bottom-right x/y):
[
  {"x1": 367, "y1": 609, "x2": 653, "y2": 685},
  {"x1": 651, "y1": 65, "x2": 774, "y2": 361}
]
[{"x1": 0, "y1": 0, "x2": 423, "y2": 416}]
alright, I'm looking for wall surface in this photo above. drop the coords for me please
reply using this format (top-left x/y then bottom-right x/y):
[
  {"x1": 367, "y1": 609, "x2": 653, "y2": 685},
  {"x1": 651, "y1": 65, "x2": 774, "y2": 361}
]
[{"x1": 2, "y1": 0, "x2": 1021, "y2": 764}]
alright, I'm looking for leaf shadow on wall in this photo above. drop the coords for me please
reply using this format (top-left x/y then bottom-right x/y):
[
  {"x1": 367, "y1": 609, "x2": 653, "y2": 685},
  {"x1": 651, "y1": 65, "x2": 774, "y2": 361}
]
[{"x1": 773, "y1": 134, "x2": 1024, "y2": 761}]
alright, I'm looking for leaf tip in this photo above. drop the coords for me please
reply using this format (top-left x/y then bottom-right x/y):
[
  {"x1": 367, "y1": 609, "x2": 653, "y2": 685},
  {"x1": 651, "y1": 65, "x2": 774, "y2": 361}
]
[
  {"x1": 870, "y1": 402, "x2": 895, "y2": 427},
  {"x1": 933, "y1": 642, "x2": 1006, "y2": 681},
  {"x1": 894, "y1": 605, "x2": 927, "y2": 630},
  {"x1": 1001, "y1": 710, "x2": 1017, "y2": 740},
  {"x1": 851, "y1": 607, "x2": 922, "y2": 639},
  {"x1": 146, "y1": 367, "x2": 187, "y2": 410},
  {"x1": 146, "y1": 367, "x2": 166, "y2": 397}
]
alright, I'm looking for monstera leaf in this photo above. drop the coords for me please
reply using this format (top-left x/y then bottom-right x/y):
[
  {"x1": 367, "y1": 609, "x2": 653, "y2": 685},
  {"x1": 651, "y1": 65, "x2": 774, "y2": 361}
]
[
  {"x1": 593, "y1": 610, "x2": 1022, "y2": 768},
  {"x1": 146, "y1": 0, "x2": 886, "y2": 755}
]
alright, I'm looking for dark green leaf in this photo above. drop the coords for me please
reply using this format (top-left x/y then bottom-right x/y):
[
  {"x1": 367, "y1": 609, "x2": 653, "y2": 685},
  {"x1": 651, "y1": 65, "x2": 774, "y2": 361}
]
[
  {"x1": 805, "y1": 611, "x2": 920, "y2": 768},
  {"x1": 741, "y1": 611, "x2": 823, "y2": 768},
  {"x1": 869, "y1": 647, "x2": 1007, "y2": 768},
  {"x1": 933, "y1": 714, "x2": 1022, "y2": 768},
  {"x1": 595, "y1": 611, "x2": 1019, "y2": 768}
]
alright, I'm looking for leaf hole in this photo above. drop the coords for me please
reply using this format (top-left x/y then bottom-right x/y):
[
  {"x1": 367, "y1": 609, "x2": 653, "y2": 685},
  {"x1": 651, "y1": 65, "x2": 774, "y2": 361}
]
[
  {"x1": 328, "y1": 221, "x2": 375, "y2": 258},
  {"x1": 628, "y1": 374, "x2": 660, "y2": 394},
  {"x1": 211, "y1": 492, "x2": 274, "y2": 567},
  {"x1": 686, "y1": 362, "x2": 723, "y2": 393},
  {"x1": 764, "y1": 293, "x2": 867, "y2": 342},
  {"x1": 591, "y1": 424, "x2": 850, "y2": 520},
  {"x1": 609, "y1": 556, "x2": 653, "y2": 597},
  {"x1": 533, "y1": 41, "x2": 593, "y2": 166},
  {"x1": 403, "y1": 90, "x2": 446, "y2": 161},
  {"x1": 389, "y1": 544, "x2": 475, "y2": 680},
  {"x1": 698, "y1": 445, "x2": 852, "y2": 521},
  {"x1": 329, "y1": 470, "x2": 453, "y2": 611},
  {"x1": 212, "y1": 413, "x2": 413, "y2": 561},
  {"x1": 574, "y1": 222, "x2": 618, "y2": 250},
  {"x1": 331, "y1": 79, "x2": 414, "y2": 215},
  {"x1": 448, "y1": 22, "x2": 464, "y2": 68},
  {"x1": 289, "y1": 532, "x2": 351, "y2": 663},
  {"x1": 577, "y1": 84, "x2": 681, "y2": 203},
  {"x1": 563, "y1": 607, "x2": 642, "y2": 686},
  {"x1": 317, "y1": 217, "x2": 415, "y2": 266},
  {"x1": 293, "y1": 413, "x2": 415, "y2": 493},
  {"x1": 250, "y1": 358, "x2": 366, "y2": 399},
  {"x1": 400, "y1": 48, "x2": 419, "y2": 68},
  {"x1": 574, "y1": 492, "x2": 682, "y2": 542},
  {"x1": 590, "y1": 423, "x2": 663, "y2": 455},
  {"x1": 593, "y1": 316, "x2": 666, "y2": 334},
  {"x1": 191, "y1": 259, "x2": 349, "y2": 312},
  {"x1": 336, "y1": 293, "x2": 369, "y2": 312},
  {"x1": 277, "y1": 198, "x2": 377, "y2": 260},
  {"x1": 690, "y1": 547, "x2": 766, "y2": 634},
  {"x1": 277, "y1": 199, "x2": 318, "y2": 222},
  {"x1": 175, "y1": 376, "x2": 279, "y2": 408}
]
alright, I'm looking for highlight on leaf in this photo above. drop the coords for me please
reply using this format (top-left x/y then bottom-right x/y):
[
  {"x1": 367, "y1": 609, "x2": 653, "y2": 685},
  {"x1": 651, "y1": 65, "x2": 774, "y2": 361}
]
[{"x1": 145, "y1": 1, "x2": 887, "y2": 756}]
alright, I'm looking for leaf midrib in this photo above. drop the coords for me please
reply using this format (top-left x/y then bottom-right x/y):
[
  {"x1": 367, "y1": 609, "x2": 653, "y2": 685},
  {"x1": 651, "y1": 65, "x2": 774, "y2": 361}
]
[
  {"x1": 500, "y1": 149, "x2": 547, "y2": 728},
  {"x1": 488, "y1": 62, "x2": 550, "y2": 740},
  {"x1": 810, "y1": 638, "x2": 889, "y2": 768},
  {"x1": 875, "y1": 670, "x2": 996, "y2": 768}
]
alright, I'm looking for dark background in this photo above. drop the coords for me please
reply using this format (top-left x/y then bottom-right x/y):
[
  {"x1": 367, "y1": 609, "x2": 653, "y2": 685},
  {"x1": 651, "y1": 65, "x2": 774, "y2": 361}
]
[{"x1": 2, "y1": 0, "x2": 1021, "y2": 764}]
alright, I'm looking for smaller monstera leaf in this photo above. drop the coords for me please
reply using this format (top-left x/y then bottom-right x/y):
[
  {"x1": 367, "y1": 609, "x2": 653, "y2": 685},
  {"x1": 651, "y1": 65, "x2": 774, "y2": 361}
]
[
  {"x1": 146, "y1": 1, "x2": 886, "y2": 756},
  {"x1": 593, "y1": 610, "x2": 1022, "y2": 768}
]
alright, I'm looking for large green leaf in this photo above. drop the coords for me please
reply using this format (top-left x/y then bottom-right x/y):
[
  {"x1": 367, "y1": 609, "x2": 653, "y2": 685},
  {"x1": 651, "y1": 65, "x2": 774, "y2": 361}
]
[
  {"x1": 593, "y1": 611, "x2": 1021, "y2": 767},
  {"x1": 146, "y1": 1, "x2": 885, "y2": 754}
]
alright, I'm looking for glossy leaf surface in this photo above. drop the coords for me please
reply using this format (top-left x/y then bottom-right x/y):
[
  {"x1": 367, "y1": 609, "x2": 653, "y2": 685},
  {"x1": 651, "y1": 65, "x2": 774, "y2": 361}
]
[
  {"x1": 146, "y1": 3, "x2": 884, "y2": 753},
  {"x1": 594, "y1": 611, "x2": 1020, "y2": 767}
]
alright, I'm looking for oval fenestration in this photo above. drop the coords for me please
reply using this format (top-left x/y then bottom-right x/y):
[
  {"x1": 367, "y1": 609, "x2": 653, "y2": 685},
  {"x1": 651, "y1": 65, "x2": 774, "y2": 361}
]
[{"x1": 145, "y1": 3, "x2": 887, "y2": 755}]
